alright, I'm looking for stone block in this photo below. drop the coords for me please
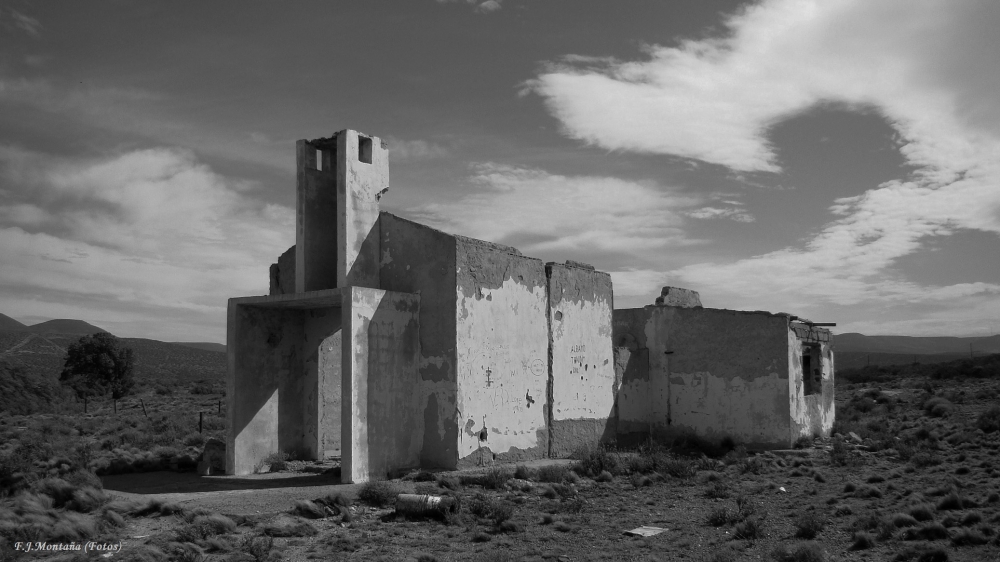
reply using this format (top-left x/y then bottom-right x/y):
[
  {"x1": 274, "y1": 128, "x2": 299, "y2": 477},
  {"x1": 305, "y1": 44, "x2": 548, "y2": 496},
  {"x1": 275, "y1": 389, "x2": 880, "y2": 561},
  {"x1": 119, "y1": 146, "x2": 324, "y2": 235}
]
[{"x1": 654, "y1": 286, "x2": 702, "y2": 308}]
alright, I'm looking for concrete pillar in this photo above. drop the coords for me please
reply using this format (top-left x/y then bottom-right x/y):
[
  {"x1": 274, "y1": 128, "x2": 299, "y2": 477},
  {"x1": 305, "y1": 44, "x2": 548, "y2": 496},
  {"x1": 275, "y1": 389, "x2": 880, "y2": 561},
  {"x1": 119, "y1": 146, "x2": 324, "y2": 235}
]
[
  {"x1": 295, "y1": 130, "x2": 389, "y2": 293},
  {"x1": 296, "y1": 139, "x2": 338, "y2": 293},
  {"x1": 336, "y1": 130, "x2": 388, "y2": 289}
]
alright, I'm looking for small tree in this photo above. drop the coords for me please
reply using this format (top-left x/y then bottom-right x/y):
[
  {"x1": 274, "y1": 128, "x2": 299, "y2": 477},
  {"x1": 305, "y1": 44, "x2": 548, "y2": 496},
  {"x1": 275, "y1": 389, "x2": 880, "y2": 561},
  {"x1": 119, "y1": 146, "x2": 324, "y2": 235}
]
[{"x1": 60, "y1": 332, "x2": 135, "y2": 412}]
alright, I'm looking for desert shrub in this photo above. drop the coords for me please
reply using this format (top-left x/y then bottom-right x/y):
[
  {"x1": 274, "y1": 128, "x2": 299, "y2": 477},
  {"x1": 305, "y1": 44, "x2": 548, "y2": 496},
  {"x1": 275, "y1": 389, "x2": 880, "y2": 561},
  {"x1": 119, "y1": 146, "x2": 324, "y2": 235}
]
[
  {"x1": 911, "y1": 451, "x2": 942, "y2": 468},
  {"x1": 904, "y1": 522, "x2": 949, "y2": 541},
  {"x1": 595, "y1": 470, "x2": 613, "y2": 483},
  {"x1": 483, "y1": 465, "x2": 513, "y2": 490},
  {"x1": 626, "y1": 454, "x2": 655, "y2": 475},
  {"x1": 893, "y1": 513, "x2": 920, "y2": 527},
  {"x1": 291, "y1": 500, "x2": 326, "y2": 519},
  {"x1": 923, "y1": 397, "x2": 954, "y2": 418},
  {"x1": 357, "y1": 479, "x2": 398, "y2": 508},
  {"x1": 235, "y1": 531, "x2": 274, "y2": 561},
  {"x1": 705, "y1": 481, "x2": 731, "y2": 499},
  {"x1": 662, "y1": 456, "x2": 696, "y2": 479},
  {"x1": 936, "y1": 492, "x2": 961, "y2": 511},
  {"x1": 467, "y1": 493, "x2": 514, "y2": 526},
  {"x1": 571, "y1": 442, "x2": 622, "y2": 476},
  {"x1": 976, "y1": 406, "x2": 1000, "y2": 433},
  {"x1": 853, "y1": 485, "x2": 883, "y2": 499},
  {"x1": 960, "y1": 512, "x2": 982, "y2": 526},
  {"x1": 630, "y1": 474, "x2": 652, "y2": 488},
  {"x1": 771, "y1": 542, "x2": 825, "y2": 562},
  {"x1": 262, "y1": 515, "x2": 317, "y2": 537},
  {"x1": 794, "y1": 512, "x2": 825, "y2": 539},
  {"x1": 950, "y1": 527, "x2": 989, "y2": 546},
  {"x1": 739, "y1": 456, "x2": 764, "y2": 474},
  {"x1": 513, "y1": 464, "x2": 532, "y2": 480},
  {"x1": 893, "y1": 546, "x2": 949, "y2": 562},
  {"x1": 536, "y1": 464, "x2": 569, "y2": 483},
  {"x1": 733, "y1": 517, "x2": 765, "y2": 541},
  {"x1": 850, "y1": 530, "x2": 876, "y2": 550}
]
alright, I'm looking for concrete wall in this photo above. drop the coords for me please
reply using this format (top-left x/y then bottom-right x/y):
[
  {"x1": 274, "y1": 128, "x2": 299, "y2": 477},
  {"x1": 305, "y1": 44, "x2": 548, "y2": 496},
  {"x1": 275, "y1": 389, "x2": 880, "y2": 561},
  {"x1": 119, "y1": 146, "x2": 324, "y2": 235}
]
[
  {"x1": 303, "y1": 308, "x2": 342, "y2": 459},
  {"x1": 296, "y1": 139, "x2": 338, "y2": 293},
  {"x1": 788, "y1": 324, "x2": 836, "y2": 441},
  {"x1": 342, "y1": 287, "x2": 421, "y2": 482},
  {"x1": 337, "y1": 131, "x2": 388, "y2": 289},
  {"x1": 612, "y1": 308, "x2": 653, "y2": 440},
  {"x1": 455, "y1": 237, "x2": 549, "y2": 466},
  {"x1": 547, "y1": 262, "x2": 616, "y2": 456},
  {"x1": 379, "y1": 213, "x2": 459, "y2": 469},
  {"x1": 227, "y1": 290, "x2": 350, "y2": 475},
  {"x1": 613, "y1": 306, "x2": 795, "y2": 449}
]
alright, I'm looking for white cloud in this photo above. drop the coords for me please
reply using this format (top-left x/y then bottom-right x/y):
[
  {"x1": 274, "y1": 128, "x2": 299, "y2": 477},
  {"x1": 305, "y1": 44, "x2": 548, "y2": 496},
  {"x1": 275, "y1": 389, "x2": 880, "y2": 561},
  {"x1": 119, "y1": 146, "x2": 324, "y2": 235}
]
[
  {"x1": 0, "y1": 147, "x2": 294, "y2": 341},
  {"x1": 436, "y1": 0, "x2": 502, "y2": 13},
  {"x1": 386, "y1": 137, "x2": 450, "y2": 163},
  {"x1": 528, "y1": 0, "x2": 1000, "y2": 334},
  {"x1": 409, "y1": 162, "x2": 705, "y2": 260}
]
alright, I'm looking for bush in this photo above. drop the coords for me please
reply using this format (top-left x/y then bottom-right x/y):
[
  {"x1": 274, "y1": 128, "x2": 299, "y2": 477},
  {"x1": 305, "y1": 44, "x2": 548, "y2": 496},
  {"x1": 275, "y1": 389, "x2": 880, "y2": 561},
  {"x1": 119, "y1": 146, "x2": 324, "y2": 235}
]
[
  {"x1": 733, "y1": 517, "x2": 765, "y2": 541},
  {"x1": 536, "y1": 465, "x2": 569, "y2": 483},
  {"x1": 771, "y1": 542, "x2": 825, "y2": 562},
  {"x1": 467, "y1": 493, "x2": 514, "y2": 526},
  {"x1": 483, "y1": 465, "x2": 513, "y2": 490},
  {"x1": 357, "y1": 479, "x2": 398, "y2": 508},
  {"x1": 794, "y1": 512, "x2": 825, "y2": 539},
  {"x1": 976, "y1": 406, "x2": 1000, "y2": 433},
  {"x1": 571, "y1": 443, "x2": 621, "y2": 476},
  {"x1": 850, "y1": 531, "x2": 875, "y2": 550},
  {"x1": 262, "y1": 515, "x2": 317, "y2": 537}
]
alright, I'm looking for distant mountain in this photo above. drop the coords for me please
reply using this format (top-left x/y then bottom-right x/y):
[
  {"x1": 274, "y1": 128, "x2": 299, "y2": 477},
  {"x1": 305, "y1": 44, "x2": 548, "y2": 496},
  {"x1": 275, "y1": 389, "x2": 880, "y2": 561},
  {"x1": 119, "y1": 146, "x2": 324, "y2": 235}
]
[
  {"x1": 172, "y1": 342, "x2": 226, "y2": 354},
  {"x1": 26, "y1": 319, "x2": 109, "y2": 336},
  {"x1": 833, "y1": 333, "x2": 1000, "y2": 355},
  {"x1": 0, "y1": 313, "x2": 27, "y2": 332}
]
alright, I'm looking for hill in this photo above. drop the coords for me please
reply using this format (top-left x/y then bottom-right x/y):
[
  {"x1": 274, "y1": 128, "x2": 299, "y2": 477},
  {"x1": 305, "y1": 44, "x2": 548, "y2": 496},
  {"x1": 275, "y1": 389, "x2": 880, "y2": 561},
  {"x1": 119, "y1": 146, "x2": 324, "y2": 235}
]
[
  {"x1": 27, "y1": 318, "x2": 109, "y2": 335},
  {"x1": 0, "y1": 313, "x2": 27, "y2": 332},
  {"x1": 833, "y1": 332, "x2": 1000, "y2": 355},
  {"x1": 172, "y1": 342, "x2": 227, "y2": 353}
]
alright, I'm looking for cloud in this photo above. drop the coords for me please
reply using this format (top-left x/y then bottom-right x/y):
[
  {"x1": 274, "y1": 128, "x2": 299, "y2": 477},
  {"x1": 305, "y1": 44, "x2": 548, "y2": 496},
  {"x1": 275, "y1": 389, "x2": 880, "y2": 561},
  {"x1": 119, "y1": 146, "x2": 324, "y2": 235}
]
[
  {"x1": 1, "y1": 8, "x2": 41, "y2": 37},
  {"x1": 0, "y1": 75, "x2": 292, "y2": 172},
  {"x1": 408, "y1": 163, "x2": 705, "y2": 263},
  {"x1": 436, "y1": 0, "x2": 502, "y2": 13},
  {"x1": 385, "y1": 137, "x2": 450, "y2": 163},
  {"x1": 527, "y1": 0, "x2": 1000, "y2": 334},
  {"x1": 684, "y1": 194, "x2": 755, "y2": 222},
  {"x1": 0, "y1": 146, "x2": 294, "y2": 341}
]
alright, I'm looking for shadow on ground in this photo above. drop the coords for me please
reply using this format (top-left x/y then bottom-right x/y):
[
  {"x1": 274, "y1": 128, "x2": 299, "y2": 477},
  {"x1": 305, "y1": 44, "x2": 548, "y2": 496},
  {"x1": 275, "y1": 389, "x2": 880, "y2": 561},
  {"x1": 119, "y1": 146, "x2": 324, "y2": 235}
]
[{"x1": 101, "y1": 471, "x2": 343, "y2": 494}]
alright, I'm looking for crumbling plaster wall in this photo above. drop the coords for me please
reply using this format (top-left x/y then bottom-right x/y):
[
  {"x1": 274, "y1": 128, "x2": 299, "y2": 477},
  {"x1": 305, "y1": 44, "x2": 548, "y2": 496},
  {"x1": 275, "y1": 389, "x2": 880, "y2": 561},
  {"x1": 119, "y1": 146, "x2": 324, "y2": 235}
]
[
  {"x1": 547, "y1": 262, "x2": 616, "y2": 456},
  {"x1": 342, "y1": 287, "x2": 421, "y2": 482},
  {"x1": 788, "y1": 325, "x2": 836, "y2": 441},
  {"x1": 379, "y1": 212, "x2": 459, "y2": 469},
  {"x1": 455, "y1": 237, "x2": 549, "y2": 466},
  {"x1": 613, "y1": 306, "x2": 795, "y2": 448}
]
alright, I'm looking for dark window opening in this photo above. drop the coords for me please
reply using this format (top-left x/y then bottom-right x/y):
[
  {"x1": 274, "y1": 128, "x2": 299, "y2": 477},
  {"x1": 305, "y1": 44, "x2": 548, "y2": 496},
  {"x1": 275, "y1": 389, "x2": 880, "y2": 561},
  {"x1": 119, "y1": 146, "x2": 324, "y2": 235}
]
[
  {"x1": 358, "y1": 136, "x2": 373, "y2": 164},
  {"x1": 802, "y1": 344, "x2": 822, "y2": 396}
]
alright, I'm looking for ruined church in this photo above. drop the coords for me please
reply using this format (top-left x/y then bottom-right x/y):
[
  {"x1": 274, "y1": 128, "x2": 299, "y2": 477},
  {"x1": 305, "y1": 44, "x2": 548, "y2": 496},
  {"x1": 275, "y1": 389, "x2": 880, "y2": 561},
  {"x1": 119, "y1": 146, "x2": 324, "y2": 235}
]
[{"x1": 226, "y1": 129, "x2": 835, "y2": 481}]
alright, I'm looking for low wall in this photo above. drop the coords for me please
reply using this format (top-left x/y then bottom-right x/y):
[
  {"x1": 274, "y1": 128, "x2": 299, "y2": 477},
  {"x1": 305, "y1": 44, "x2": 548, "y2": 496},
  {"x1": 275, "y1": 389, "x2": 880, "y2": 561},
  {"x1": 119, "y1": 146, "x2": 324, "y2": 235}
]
[
  {"x1": 547, "y1": 262, "x2": 616, "y2": 456},
  {"x1": 455, "y1": 238, "x2": 549, "y2": 467},
  {"x1": 613, "y1": 306, "x2": 794, "y2": 449}
]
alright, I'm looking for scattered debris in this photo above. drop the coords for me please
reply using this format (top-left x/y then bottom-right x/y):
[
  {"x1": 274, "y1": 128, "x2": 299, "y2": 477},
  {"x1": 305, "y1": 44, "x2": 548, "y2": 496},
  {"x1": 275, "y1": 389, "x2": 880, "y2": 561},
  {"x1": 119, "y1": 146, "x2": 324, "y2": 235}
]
[{"x1": 624, "y1": 526, "x2": 666, "y2": 537}]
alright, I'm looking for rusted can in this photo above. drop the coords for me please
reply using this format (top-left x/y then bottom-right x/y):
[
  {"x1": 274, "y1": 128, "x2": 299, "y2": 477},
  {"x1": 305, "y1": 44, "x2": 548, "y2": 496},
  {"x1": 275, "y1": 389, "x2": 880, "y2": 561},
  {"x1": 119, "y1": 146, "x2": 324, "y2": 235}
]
[{"x1": 394, "y1": 494, "x2": 458, "y2": 515}]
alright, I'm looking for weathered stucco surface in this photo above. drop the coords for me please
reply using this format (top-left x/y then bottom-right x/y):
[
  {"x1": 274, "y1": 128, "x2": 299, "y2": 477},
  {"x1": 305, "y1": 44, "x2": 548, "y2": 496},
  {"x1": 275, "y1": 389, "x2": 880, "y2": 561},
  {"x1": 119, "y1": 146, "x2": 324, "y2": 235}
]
[
  {"x1": 379, "y1": 213, "x2": 459, "y2": 468},
  {"x1": 455, "y1": 239, "x2": 549, "y2": 466},
  {"x1": 303, "y1": 308, "x2": 342, "y2": 459},
  {"x1": 337, "y1": 131, "x2": 388, "y2": 289},
  {"x1": 788, "y1": 324, "x2": 836, "y2": 442},
  {"x1": 296, "y1": 139, "x2": 338, "y2": 293},
  {"x1": 547, "y1": 262, "x2": 616, "y2": 456},
  {"x1": 613, "y1": 306, "x2": 795, "y2": 448},
  {"x1": 612, "y1": 308, "x2": 653, "y2": 440},
  {"x1": 342, "y1": 287, "x2": 421, "y2": 482}
]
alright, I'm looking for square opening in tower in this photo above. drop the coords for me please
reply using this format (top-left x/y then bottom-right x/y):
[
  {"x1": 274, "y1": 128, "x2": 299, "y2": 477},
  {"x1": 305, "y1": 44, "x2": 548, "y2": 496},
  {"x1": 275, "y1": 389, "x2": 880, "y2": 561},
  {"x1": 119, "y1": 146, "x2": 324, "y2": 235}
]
[{"x1": 358, "y1": 136, "x2": 373, "y2": 164}]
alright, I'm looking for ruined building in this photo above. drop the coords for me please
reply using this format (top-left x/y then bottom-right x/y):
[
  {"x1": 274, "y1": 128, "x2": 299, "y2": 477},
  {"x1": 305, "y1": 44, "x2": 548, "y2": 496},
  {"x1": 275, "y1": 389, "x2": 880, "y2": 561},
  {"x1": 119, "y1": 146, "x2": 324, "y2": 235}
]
[{"x1": 226, "y1": 129, "x2": 835, "y2": 480}]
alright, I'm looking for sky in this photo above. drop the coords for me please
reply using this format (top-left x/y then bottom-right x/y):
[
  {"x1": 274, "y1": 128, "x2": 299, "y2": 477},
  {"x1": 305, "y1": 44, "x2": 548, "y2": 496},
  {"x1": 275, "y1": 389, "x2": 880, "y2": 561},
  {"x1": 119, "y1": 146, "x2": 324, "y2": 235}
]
[{"x1": 0, "y1": 0, "x2": 998, "y2": 343}]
